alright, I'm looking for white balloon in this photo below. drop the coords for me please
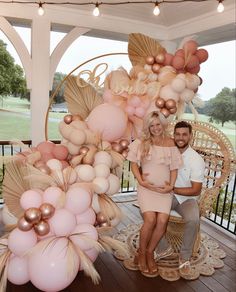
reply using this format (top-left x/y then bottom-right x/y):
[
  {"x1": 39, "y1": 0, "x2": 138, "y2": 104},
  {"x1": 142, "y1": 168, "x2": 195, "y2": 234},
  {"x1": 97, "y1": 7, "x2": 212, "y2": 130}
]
[
  {"x1": 59, "y1": 122, "x2": 73, "y2": 140},
  {"x1": 94, "y1": 164, "x2": 110, "y2": 178},
  {"x1": 77, "y1": 165, "x2": 95, "y2": 182},
  {"x1": 171, "y1": 78, "x2": 186, "y2": 93},
  {"x1": 180, "y1": 88, "x2": 195, "y2": 102},
  {"x1": 185, "y1": 74, "x2": 201, "y2": 90},
  {"x1": 70, "y1": 120, "x2": 88, "y2": 130},
  {"x1": 159, "y1": 84, "x2": 179, "y2": 102},
  {"x1": 94, "y1": 151, "x2": 113, "y2": 168},
  {"x1": 106, "y1": 174, "x2": 121, "y2": 196},
  {"x1": 2, "y1": 205, "x2": 18, "y2": 225},
  {"x1": 69, "y1": 129, "x2": 86, "y2": 146},
  {"x1": 93, "y1": 177, "x2": 110, "y2": 194},
  {"x1": 67, "y1": 142, "x2": 80, "y2": 155},
  {"x1": 46, "y1": 159, "x2": 62, "y2": 170}
]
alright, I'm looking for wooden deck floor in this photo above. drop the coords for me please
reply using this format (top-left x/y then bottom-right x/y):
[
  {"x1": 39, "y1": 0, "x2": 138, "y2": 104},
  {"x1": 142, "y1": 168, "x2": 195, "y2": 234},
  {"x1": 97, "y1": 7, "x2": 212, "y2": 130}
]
[{"x1": 6, "y1": 194, "x2": 236, "y2": 292}]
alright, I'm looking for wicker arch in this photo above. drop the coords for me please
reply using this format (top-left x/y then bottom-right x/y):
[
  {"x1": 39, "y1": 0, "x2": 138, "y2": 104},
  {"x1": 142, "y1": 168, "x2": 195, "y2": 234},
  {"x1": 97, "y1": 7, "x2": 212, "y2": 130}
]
[{"x1": 45, "y1": 52, "x2": 128, "y2": 140}]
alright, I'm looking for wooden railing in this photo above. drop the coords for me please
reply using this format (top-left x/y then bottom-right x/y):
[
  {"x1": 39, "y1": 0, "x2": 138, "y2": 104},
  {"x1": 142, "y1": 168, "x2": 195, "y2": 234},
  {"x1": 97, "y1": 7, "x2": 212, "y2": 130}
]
[{"x1": 0, "y1": 140, "x2": 235, "y2": 235}]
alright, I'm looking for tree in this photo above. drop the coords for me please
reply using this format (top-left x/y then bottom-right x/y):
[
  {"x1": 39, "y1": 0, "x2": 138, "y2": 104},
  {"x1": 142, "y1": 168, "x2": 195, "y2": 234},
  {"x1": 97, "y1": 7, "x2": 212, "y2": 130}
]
[
  {"x1": 51, "y1": 72, "x2": 66, "y2": 103},
  {"x1": 205, "y1": 87, "x2": 236, "y2": 126},
  {"x1": 0, "y1": 39, "x2": 27, "y2": 98}
]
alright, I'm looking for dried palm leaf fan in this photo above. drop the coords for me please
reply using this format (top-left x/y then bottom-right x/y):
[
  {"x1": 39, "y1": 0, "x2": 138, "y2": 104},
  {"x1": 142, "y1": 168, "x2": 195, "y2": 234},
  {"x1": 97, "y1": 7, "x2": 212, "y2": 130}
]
[
  {"x1": 2, "y1": 160, "x2": 29, "y2": 218},
  {"x1": 64, "y1": 77, "x2": 103, "y2": 120},
  {"x1": 128, "y1": 33, "x2": 166, "y2": 66}
]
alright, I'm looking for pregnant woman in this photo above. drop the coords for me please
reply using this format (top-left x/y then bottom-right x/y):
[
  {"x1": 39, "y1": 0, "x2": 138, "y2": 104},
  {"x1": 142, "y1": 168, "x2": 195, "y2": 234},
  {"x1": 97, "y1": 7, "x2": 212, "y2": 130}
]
[{"x1": 127, "y1": 111, "x2": 182, "y2": 277}]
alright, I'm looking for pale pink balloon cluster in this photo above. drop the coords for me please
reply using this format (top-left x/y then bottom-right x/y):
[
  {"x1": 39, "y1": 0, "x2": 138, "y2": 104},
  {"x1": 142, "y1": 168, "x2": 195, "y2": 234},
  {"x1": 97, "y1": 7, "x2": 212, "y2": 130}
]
[{"x1": 7, "y1": 185, "x2": 100, "y2": 291}]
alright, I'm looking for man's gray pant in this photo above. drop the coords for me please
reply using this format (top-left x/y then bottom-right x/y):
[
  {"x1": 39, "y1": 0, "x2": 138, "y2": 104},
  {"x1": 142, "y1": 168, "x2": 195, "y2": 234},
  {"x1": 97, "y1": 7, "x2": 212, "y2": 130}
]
[{"x1": 159, "y1": 196, "x2": 200, "y2": 260}]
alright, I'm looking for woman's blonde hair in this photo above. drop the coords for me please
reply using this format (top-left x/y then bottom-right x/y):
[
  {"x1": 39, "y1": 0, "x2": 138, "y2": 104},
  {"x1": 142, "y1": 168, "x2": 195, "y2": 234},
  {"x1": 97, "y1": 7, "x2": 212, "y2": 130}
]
[{"x1": 140, "y1": 111, "x2": 166, "y2": 158}]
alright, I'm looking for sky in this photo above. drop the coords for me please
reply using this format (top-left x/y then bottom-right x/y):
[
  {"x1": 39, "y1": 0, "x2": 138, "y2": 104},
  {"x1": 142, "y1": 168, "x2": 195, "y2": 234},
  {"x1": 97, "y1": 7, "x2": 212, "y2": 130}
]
[{"x1": 0, "y1": 26, "x2": 235, "y2": 101}]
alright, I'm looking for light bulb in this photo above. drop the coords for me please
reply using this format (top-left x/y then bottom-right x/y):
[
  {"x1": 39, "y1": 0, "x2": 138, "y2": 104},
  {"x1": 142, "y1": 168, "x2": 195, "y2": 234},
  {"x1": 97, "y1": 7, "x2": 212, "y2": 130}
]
[
  {"x1": 153, "y1": 3, "x2": 160, "y2": 16},
  {"x1": 93, "y1": 4, "x2": 100, "y2": 17},
  {"x1": 217, "y1": 2, "x2": 224, "y2": 13},
  {"x1": 38, "y1": 3, "x2": 45, "y2": 16}
]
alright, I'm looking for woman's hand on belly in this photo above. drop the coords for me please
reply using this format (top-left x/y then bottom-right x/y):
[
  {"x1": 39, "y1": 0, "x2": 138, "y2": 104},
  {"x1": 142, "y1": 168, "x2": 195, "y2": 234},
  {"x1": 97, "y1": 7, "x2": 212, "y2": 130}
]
[
  {"x1": 139, "y1": 173, "x2": 163, "y2": 192},
  {"x1": 153, "y1": 181, "x2": 174, "y2": 194}
]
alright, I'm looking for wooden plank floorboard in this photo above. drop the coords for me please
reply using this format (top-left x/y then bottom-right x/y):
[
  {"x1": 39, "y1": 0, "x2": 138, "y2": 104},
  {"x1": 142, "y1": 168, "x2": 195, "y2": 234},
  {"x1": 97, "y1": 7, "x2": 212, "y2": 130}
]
[
  {"x1": 185, "y1": 278, "x2": 212, "y2": 292},
  {"x1": 199, "y1": 275, "x2": 230, "y2": 292},
  {"x1": 212, "y1": 269, "x2": 236, "y2": 291}
]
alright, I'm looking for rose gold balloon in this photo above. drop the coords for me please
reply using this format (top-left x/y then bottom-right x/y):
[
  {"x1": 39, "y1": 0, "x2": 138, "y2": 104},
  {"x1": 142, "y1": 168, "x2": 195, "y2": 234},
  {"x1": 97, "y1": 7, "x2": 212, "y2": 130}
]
[
  {"x1": 122, "y1": 149, "x2": 129, "y2": 159},
  {"x1": 160, "y1": 108, "x2": 171, "y2": 118},
  {"x1": 146, "y1": 56, "x2": 155, "y2": 65},
  {"x1": 155, "y1": 54, "x2": 165, "y2": 64},
  {"x1": 39, "y1": 203, "x2": 55, "y2": 220},
  {"x1": 17, "y1": 216, "x2": 33, "y2": 231},
  {"x1": 96, "y1": 212, "x2": 107, "y2": 224},
  {"x1": 155, "y1": 98, "x2": 165, "y2": 109},
  {"x1": 24, "y1": 208, "x2": 42, "y2": 224},
  {"x1": 34, "y1": 220, "x2": 50, "y2": 236},
  {"x1": 64, "y1": 114, "x2": 73, "y2": 124},
  {"x1": 38, "y1": 165, "x2": 51, "y2": 175},
  {"x1": 119, "y1": 139, "x2": 129, "y2": 150},
  {"x1": 169, "y1": 107, "x2": 177, "y2": 114},
  {"x1": 152, "y1": 63, "x2": 161, "y2": 73},
  {"x1": 165, "y1": 99, "x2": 176, "y2": 109},
  {"x1": 79, "y1": 146, "x2": 89, "y2": 155},
  {"x1": 111, "y1": 142, "x2": 123, "y2": 154},
  {"x1": 72, "y1": 114, "x2": 82, "y2": 121}
]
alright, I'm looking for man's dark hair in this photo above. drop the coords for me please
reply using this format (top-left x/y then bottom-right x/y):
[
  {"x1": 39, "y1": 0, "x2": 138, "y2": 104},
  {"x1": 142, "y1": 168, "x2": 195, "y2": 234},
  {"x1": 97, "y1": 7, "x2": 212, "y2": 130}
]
[{"x1": 174, "y1": 121, "x2": 192, "y2": 134}]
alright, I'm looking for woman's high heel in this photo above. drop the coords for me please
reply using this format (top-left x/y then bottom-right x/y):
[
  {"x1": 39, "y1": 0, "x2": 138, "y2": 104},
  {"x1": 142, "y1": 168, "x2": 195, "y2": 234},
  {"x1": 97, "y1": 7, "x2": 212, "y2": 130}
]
[{"x1": 146, "y1": 251, "x2": 158, "y2": 273}]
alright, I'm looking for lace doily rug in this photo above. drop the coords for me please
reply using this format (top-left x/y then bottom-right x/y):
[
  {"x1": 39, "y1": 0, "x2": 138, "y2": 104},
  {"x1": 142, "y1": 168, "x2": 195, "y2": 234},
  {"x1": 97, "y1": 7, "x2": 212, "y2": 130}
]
[{"x1": 113, "y1": 224, "x2": 226, "y2": 281}]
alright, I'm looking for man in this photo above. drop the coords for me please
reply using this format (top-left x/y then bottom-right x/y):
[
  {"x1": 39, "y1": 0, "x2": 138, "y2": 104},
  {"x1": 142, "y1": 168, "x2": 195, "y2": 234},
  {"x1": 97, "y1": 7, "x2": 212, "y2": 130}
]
[{"x1": 158, "y1": 121, "x2": 205, "y2": 275}]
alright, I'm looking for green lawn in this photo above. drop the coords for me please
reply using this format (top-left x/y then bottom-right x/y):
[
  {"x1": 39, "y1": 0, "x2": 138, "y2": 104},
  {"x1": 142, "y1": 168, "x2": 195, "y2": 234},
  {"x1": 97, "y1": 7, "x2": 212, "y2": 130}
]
[{"x1": 0, "y1": 97, "x2": 235, "y2": 146}]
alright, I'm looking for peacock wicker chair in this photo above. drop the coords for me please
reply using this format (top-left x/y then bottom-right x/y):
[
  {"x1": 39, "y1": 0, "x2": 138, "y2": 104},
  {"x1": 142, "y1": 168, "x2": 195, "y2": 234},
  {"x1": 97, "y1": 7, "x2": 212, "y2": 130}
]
[{"x1": 165, "y1": 120, "x2": 235, "y2": 256}]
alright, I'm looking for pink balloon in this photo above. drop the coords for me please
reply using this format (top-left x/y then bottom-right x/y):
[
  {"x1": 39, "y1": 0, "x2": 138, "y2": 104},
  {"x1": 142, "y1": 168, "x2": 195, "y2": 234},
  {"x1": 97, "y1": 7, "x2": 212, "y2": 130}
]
[
  {"x1": 20, "y1": 189, "x2": 42, "y2": 210},
  {"x1": 8, "y1": 255, "x2": 30, "y2": 285},
  {"x1": 125, "y1": 105, "x2": 135, "y2": 116},
  {"x1": 37, "y1": 141, "x2": 55, "y2": 154},
  {"x1": 87, "y1": 103, "x2": 128, "y2": 142},
  {"x1": 8, "y1": 228, "x2": 37, "y2": 256},
  {"x1": 49, "y1": 209, "x2": 76, "y2": 236},
  {"x1": 163, "y1": 53, "x2": 174, "y2": 65},
  {"x1": 128, "y1": 95, "x2": 141, "y2": 107},
  {"x1": 43, "y1": 186, "x2": 63, "y2": 208},
  {"x1": 183, "y1": 40, "x2": 198, "y2": 54},
  {"x1": 135, "y1": 106, "x2": 145, "y2": 118},
  {"x1": 186, "y1": 55, "x2": 199, "y2": 69},
  {"x1": 172, "y1": 55, "x2": 185, "y2": 70},
  {"x1": 28, "y1": 237, "x2": 79, "y2": 292},
  {"x1": 40, "y1": 152, "x2": 55, "y2": 163},
  {"x1": 175, "y1": 49, "x2": 185, "y2": 57},
  {"x1": 65, "y1": 187, "x2": 92, "y2": 215},
  {"x1": 52, "y1": 144, "x2": 69, "y2": 160},
  {"x1": 76, "y1": 208, "x2": 96, "y2": 225},
  {"x1": 195, "y1": 48, "x2": 209, "y2": 63},
  {"x1": 103, "y1": 89, "x2": 113, "y2": 102},
  {"x1": 70, "y1": 224, "x2": 98, "y2": 251},
  {"x1": 188, "y1": 65, "x2": 200, "y2": 74},
  {"x1": 61, "y1": 160, "x2": 69, "y2": 169}
]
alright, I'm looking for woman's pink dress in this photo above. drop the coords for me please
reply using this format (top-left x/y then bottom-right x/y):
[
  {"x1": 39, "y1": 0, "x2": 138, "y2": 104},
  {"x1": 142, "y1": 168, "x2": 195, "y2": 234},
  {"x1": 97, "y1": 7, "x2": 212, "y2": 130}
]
[{"x1": 127, "y1": 139, "x2": 182, "y2": 214}]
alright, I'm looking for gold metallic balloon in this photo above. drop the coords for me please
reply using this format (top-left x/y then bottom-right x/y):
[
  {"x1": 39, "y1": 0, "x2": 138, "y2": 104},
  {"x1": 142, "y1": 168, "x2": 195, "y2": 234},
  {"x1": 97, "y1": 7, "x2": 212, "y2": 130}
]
[
  {"x1": 160, "y1": 108, "x2": 171, "y2": 118},
  {"x1": 64, "y1": 114, "x2": 73, "y2": 124},
  {"x1": 155, "y1": 98, "x2": 165, "y2": 109},
  {"x1": 169, "y1": 107, "x2": 177, "y2": 114},
  {"x1": 24, "y1": 208, "x2": 42, "y2": 224},
  {"x1": 39, "y1": 203, "x2": 55, "y2": 220},
  {"x1": 111, "y1": 142, "x2": 123, "y2": 154},
  {"x1": 119, "y1": 139, "x2": 129, "y2": 150},
  {"x1": 121, "y1": 149, "x2": 129, "y2": 159},
  {"x1": 146, "y1": 56, "x2": 155, "y2": 65},
  {"x1": 152, "y1": 63, "x2": 161, "y2": 73},
  {"x1": 165, "y1": 99, "x2": 176, "y2": 109},
  {"x1": 17, "y1": 216, "x2": 33, "y2": 231},
  {"x1": 155, "y1": 53, "x2": 165, "y2": 64},
  {"x1": 34, "y1": 220, "x2": 50, "y2": 236},
  {"x1": 96, "y1": 212, "x2": 107, "y2": 224},
  {"x1": 79, "y1": 146, "x2": 89, "y2": 155}
]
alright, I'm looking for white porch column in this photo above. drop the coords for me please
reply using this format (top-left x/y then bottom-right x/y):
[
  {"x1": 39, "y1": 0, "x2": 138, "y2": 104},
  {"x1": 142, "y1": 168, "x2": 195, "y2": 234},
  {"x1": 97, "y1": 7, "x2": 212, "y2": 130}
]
[{"x1": 31, "y1": 18, "x2": 50, "y2": 146}]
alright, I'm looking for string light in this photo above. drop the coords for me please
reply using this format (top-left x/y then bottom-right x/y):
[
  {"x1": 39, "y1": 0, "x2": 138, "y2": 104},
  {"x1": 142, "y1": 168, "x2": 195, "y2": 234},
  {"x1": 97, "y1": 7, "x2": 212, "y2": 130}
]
[
  {"x1": 153, "y1": 2, "x2": 160, "y2": 16},
  {"x1": 93, "y1": 2, "x2": 100, "y2": 17},
  {"x1": 0, "y1": 1, "x2": 225, "y2": 17},
  {"x1": 217, "y1": 0, "x2": 224, "y2": 13},
  {"x1": 38, "y1": 2, "x2": 45, "y2": 16}
]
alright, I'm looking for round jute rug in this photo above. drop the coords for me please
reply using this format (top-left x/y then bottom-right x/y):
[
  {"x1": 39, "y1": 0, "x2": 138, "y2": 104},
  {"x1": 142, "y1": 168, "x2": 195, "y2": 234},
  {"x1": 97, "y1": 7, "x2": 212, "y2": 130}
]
[{"x1": 113, "y1": 224, "x2": 226, "y2": 281}]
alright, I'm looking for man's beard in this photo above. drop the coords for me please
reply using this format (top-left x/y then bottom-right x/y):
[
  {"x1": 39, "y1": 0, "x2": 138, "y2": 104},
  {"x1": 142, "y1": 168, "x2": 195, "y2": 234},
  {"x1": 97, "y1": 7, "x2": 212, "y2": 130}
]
[{"x1": 174, "y1": 140, "x2": 189, "y2": 149}]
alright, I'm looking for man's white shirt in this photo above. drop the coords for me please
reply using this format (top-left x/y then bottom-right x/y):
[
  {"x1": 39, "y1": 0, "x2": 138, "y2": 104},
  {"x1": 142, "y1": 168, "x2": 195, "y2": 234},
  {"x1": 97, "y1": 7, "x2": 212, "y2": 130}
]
[{"x1": 174, "y1": 146, "x2": 205, "y2": 204}]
